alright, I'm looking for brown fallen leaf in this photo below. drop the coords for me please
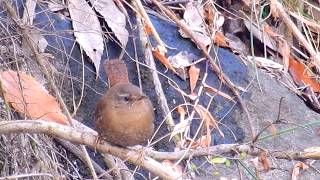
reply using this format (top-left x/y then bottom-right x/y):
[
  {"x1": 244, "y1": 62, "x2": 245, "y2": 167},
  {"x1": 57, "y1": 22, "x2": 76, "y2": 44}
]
[
  {"x1": 250, "y1": 157, "x2": 261, "y2": 178},
  {"x1": 259, "y1": 151, "x2": 270, "y2": 172},
  {"x1": 196, "y1": 134, "x2": 211, "y2": 148},
  {"x1": 292, "y1": 162, "x2": 309, "y2": 180},
  {"x1": 152, "y1": 46, "x2": 176, "y2": 72},
  {"x1": 194, "y1": 105, "x2": 224, "y2": 137},
  {"x1": 289, "y1": 57, "x2": 320, "y2": 92},
  {"x1": 168, "y1": 51, "x2": 197, "y2": 80},
  {"x1": 0, "y1": 70, "x2": 68, "y2": 125},
  {"x1": 188, "y1": 65, "x2": 200, "y2": 94},
  {"x1": 213, "y1": 31, "x2": 229, "y2": 48}
]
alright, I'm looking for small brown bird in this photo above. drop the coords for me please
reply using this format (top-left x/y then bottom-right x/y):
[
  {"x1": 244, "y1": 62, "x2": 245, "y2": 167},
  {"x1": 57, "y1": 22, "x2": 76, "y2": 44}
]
[{"x1": 95, "y1": 59, "x2": 155, "y2": 147}]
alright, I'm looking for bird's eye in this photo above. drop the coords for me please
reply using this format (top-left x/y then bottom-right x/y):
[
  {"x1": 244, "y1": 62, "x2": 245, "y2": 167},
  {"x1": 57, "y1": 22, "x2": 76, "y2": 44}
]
[{"x1": 124, "y1": 96, "x2": 130, "y2": 101}]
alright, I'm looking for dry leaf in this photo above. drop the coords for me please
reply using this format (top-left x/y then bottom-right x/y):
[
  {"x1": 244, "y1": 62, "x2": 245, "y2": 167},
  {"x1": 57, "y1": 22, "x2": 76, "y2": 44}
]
[
  {"x1": 289, "y1": 57, "x2": 320, "y2": 92},
  {"x1": 68, "y1": 0, "x2": 104, "y2": 76},
  {"x1": 179, "y1": 2, "x2": 211, "y2": 48},
  {"x1": 215, "y1": 15, "x2": 225, "y2": 29},
  {"x1": 169, "y1": 119, "x2": 189, "y2": 141},
  {"x1": 204, "y1": 3, "x2": 215, "y2": 26},
  {"x1": 0, "y1": 70, "x2": 68, "y2": 125},
  {"x1": 196, "y1": 134, "x2": 211, "y2": 147},
  {"x1": 168, "y1": 51, "x2": 197, "y2": 80},
  {"x1": 194, "y1": 105, "x2": 224, "y2": 137},
  {"x1": 89, "y1": 0, "x2": 128, "y2": 47},
  {"x1": 292, "y1": 162, "x2": 309, "y2": 180},
  {"x1": 213, "y1": 31, "x2": 229, "y2": 47},
  {"x1": 259, "y1": 152, "x2": 270, "y2": 171},
  {"x1": 152, "y1": 46, "x2": 176, "y2": 72},
  {"x1": 21, "y1": 0, "x2": 48, "y2": 53},
  {"x1": 168, "y1": 51, "x2": 196, "y2": 68},
  {"x1": 188, "y1": 65, "x2": 200, "y2": 94}
]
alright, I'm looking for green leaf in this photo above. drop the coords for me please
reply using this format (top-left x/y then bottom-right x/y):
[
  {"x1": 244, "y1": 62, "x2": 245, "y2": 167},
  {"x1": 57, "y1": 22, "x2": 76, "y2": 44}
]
[
  {"x1": 209, "y1": 157, "x2": 227, "y2": 164},
  {"x1": 240, "y1": 151, "x2": 247, "y2": 159},
  {"x1": 224, "y1": 159, "x2": 231, "y2": 167},
  {"x1": 213, "y1": 171, "x2": 220, "y2": 176}
]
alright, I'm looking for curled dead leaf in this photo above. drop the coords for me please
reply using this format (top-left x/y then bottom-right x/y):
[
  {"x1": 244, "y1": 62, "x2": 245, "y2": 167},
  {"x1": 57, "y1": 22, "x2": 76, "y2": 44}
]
[
  {"x1": 292, "y1": 162, "x2": 309, "y2": 180},
  {"x1": 188, "y1": 65, "x2": 200, "y2": 94},
  {"x1": 152, "y1": 46, "x2": 176, "y2": 72},
  {"x1": 289, "y1": 57, "x2": 320, "y2": 92}
]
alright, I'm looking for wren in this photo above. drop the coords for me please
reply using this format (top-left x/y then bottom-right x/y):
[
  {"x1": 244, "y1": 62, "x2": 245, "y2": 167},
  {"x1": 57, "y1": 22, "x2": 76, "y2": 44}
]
[{"x1": 94, "y1": 59, "x2": 155, "y2": 147}]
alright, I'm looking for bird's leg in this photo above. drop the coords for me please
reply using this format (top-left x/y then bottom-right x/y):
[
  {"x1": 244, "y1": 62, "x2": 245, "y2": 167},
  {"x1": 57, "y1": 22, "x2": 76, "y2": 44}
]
[
  {"x1": 94, "y1": 135, "x2": 101, "y2": 153},
  {"x1": 129, "y1": 145, "x2": 148, "y2": 165}
]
